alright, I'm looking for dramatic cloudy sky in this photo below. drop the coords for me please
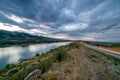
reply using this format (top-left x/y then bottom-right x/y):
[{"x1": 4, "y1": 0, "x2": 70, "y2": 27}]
[{"x1": 0, "y1": 0, "x2": 120, "y2": 42}]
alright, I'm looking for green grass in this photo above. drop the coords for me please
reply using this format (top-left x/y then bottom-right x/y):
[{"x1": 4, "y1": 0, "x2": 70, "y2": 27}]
[
  {"x1": 0, "y1": 42, "x2": 71, "y2": 80},
  {"x1": 84, "y1": 46, "x2": 120, "y2": 78},
  {"x1": 0, "y1": 42, "x2": 83, "y2": 80},
  {"x1": 1, "y1": 42, "x2": 120, "y2": 80},
  {"x1": 87, "y1": 47, "x2": 120, "y2": 65}
]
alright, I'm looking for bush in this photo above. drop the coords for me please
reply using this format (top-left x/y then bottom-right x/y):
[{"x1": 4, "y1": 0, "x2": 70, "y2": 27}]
[
  {"x1": 18, "y1": 58, "x2": 26, "y2": 63},
  {"x1": 46, "y1": 73, "x2": 57, "y2": 80},
  {"x1": 5, "y1": 64, "x2": 15, "y2": 69},
  {"x1": 36, "y1": 53, "x2": 40, "y2": 56},
  {"x1": 39, "y1": 59, "x2": 53, "y2": 73},
  {"x1": 39, "y1": 49, "x2": 67, "y2": 73},
  {"x1": 54, "y1": 51, "x2": 67, "y2": 62},
  {"x1": 8, "y1": 68, "x2": 19, "y2": 76}
]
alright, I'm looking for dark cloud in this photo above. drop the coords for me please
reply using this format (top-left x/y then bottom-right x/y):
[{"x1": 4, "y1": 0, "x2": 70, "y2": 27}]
[{"x1": 0, "y1": 0, "x2": 120, "y2": 42}]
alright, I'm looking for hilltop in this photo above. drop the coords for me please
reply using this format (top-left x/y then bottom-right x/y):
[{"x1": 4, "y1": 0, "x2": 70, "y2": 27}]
[{"x1": 0, "y1": 30, "x2": 68, "y2": 46}]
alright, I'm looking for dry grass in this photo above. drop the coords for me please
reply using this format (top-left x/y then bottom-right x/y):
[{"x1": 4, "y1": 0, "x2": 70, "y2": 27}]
[
  {"x1": 97, "y1": 46, "x2": 120, "y2": 53},
  {"x1": 42, "y1": 43, "x2": 120, "y2": 80},
  {"x1": 1, "y1": 42, "x2": 120, "y2": 80}
]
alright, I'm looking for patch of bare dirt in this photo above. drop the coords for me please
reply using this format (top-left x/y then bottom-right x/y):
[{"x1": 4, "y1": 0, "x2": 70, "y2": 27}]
[
  {"x1": 97, "y1": 46, "x2": 120, "y2": 53},
  {"x1": 42, "y1": 44, "x2": 120, "y2": 80}
]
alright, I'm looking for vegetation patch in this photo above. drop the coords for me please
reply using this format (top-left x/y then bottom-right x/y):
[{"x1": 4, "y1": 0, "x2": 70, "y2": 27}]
[
  {"x1": 0, "y1": 42, "x2": 120, "y2": 80},
  {"x1": 0, "y1": 42, "x2": 72, "y2": 80}
]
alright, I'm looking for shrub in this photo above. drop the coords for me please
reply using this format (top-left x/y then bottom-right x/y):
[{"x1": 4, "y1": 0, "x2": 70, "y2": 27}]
[
  {"x1": 54, "y1": 51, "x2": 67, "y2": 62},
  {"x1": 39, "y1": 59, "x2": 53, "y2": 73},
  {"x1": 36, "y1": 53, "x2": 40, "y2": 56},
  {"x1": 46, "y1": 73, "x2": 57, "y2": 80},
  {"x1": 18, "y1": 58, "x2": 26, "y2": 63},
  {"x1": 5, "y1": 64, "x2": 15, "y2": 69},
  {"x1": 39, "y1": 49, "x2": 67, "y2": 73},
  {"x1": 64, "y1": 66, "x2": 71, "y2": 73},
  {"x1": 8, "y1": 68, "x2": 19, "y2": 76}
]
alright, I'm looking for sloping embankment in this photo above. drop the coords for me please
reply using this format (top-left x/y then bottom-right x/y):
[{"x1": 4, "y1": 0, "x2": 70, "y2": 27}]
[
  {"x1": 0, "y1": 42, "x2": 120, "y2": 80},
  {"x1": 41, "y1": 42, "x2": 120, "y2": 80}
]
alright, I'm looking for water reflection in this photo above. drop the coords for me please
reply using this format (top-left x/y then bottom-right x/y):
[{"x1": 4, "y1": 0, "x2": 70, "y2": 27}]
[{"x1": 0, "y1": 42, "x2": 70, "y2": 69}]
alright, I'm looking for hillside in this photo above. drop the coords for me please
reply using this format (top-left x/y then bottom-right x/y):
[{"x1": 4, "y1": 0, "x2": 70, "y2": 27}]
[
  {"x1": 0, "y1": 30, "x2": 67, "y2": 46},
  {"x1": 0, "y1": 42, "x2": 120, "y2": 80}
]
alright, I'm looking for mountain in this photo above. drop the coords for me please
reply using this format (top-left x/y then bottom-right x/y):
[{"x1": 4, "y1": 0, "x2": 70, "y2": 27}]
[{"x1": 0, "y1": 30, "x2": 67, "y2": 46}]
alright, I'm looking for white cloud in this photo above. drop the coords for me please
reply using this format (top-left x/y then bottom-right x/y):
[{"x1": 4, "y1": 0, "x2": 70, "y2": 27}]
[
  {"x1": 60, "y1": 23, "x2": 88, "y2": 31},
  {"x1": 77, "y1": 0, "x2": 109, "y2": 22},
  {"x1": 8, "y1": 14, "x2": 24, "y2": 23},
  {"x1": 39, "y1": 24, "x2": 52, "y2": 30},
  {"x1": 30, "y1": 29, "x2": 47, "y2": 35},
  {"x1": 79, "y1": 37, "x2": 95, "y2": 41},
  {"x1": 78, "y1": 12, "x2": 91, "y2": 22},
  {"x1": 0, "y1": 22, "x2": 50, "y2": 36},
  {"x1": 0, "y1": 22, "x2": 28, "y2": 32},
  {"x1": 52, "y1": 34, "x2": 68, "y2": 39},
  {"x1": 38, "y1": 33, "x2": 70, "y2": 40},
  {"x1": 1, "y1": 12, "x2": 35, "y2": 23},
  {"x1": 62, "y1": 8, "x2": 76, "y2": 18}
]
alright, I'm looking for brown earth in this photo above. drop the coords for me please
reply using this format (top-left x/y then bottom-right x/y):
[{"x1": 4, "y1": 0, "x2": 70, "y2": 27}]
[
  {"x1": 2, "y1": 42, "x2": 119, "y2": 80},
  {"x1": 97, "y1": 46, "x2": 120, "y2": 53},
  {"x1": 41, "y1": 43, "x2": 120, "y2": 80}
]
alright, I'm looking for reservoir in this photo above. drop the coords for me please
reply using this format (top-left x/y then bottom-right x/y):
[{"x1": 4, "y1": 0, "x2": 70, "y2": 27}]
[{"x1": 0, "y1": 42, "x2": 70, "y2": 69}]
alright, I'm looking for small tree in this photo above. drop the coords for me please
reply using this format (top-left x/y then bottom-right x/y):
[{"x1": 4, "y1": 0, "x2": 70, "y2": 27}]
[{"x1": 36, "y1": 53, "x2": 40, "y2": 56}]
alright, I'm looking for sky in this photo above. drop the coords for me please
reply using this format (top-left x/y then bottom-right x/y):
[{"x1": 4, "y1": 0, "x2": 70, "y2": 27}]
[{"x1": 0, "y1": 0, "x2": 120, "y2": 42}]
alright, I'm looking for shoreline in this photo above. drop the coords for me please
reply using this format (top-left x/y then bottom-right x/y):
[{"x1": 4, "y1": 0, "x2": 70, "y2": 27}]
[
  {"x1": 0, "y1": 41, "x2": 71, "y2": 48},
  {"x1": 0, "y1": 42, "x2": 119, "y2": 80}
]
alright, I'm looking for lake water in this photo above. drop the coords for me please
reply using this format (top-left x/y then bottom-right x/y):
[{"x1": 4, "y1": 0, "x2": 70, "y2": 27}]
[{"x1": 0, "y1": 42, "x2": 70, "y2": 69}]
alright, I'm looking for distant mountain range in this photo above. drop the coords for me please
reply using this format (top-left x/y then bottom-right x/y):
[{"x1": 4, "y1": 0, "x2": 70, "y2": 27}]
[{"x1": 0, "y1": 30, "x2": 68, "y2": 46}]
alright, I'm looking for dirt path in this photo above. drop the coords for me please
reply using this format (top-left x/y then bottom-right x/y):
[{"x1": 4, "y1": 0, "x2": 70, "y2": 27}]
[
  {"x1": 97, "y1": 47, "x2": 120, "y2": 54},
  {"x1": 42, "y1": 44, "x2": 120, "y2": 80},
  {"x1": 74, "y1": 45, "x2": 118, "y2": 80},
  {"x1": 85, "y1": 44, "x2": 120, "y2": 59}
]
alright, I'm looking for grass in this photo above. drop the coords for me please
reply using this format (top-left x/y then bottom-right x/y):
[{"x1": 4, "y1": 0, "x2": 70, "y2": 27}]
[
  {"x1": 0, "y1": 42, "x2": 71, "y2": 80},
  {"x1": 0, "y1": 42, "x2": 120, "y2": 80},
  {"x1": 43, "y1": 73, "x2": 57, "y2": 80},
  {"x1": 87, "y1": 47, "x2": 120, "y2": 65},
  {"x1": 39, "y1": 49, "x2": 67, "y2": 73},
  {"x1": 86, "y1": 47, "x2": 120, "y2": 78}
]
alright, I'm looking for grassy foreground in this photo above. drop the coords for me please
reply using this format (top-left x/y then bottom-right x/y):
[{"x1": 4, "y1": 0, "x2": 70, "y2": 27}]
[{"x1": 0, "y1": 42, "x2": 120, "y2": 80}]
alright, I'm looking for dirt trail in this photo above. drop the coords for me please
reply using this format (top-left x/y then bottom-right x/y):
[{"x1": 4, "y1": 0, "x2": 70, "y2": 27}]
[
  {"x1": 97, "y1": 47, "x2": 120, "y2": 54},
  {"x1": 42, "y1": 44, "x2": 120, "y2": 80}
]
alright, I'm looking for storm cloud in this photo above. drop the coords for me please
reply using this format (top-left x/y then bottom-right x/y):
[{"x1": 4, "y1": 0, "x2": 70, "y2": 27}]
[{"x1": 0, "y1": 0, "x2": 120, "y2": 42}]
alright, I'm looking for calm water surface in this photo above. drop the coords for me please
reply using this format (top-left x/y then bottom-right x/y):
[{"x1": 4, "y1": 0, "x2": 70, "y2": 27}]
[{"x1": 0, "y1": 42, "x2": 70, "y2": 69}]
